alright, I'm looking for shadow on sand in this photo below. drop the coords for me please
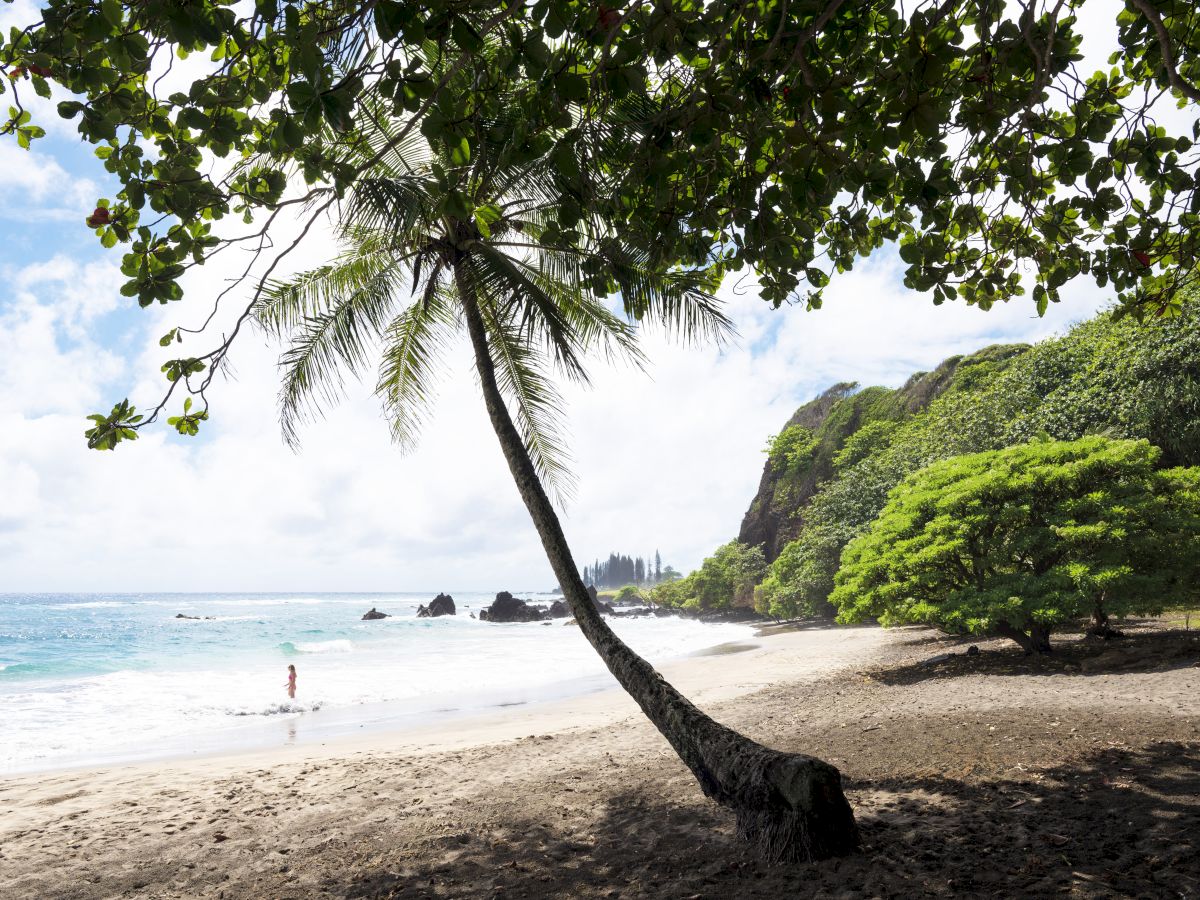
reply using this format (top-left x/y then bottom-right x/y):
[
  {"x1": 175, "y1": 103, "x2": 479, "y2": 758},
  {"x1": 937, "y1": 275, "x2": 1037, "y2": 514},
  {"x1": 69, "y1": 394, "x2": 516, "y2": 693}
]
[
  {"x1": 334, "y1": 742, "x2": 1200, "y2": 899},
  {"x1": 870, "y1": 628, "x2": 1200, "y2": 686}
]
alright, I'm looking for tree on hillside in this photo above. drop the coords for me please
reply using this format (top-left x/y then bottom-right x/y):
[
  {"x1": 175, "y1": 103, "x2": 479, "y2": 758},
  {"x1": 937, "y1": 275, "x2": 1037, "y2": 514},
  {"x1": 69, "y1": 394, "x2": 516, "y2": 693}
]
[
  {"x1": 248, "y1": 72, "x2": 858, "y2": 860},
  {"x1": 831, "y1": 437, "x2": 1200, "y2": 653},
  {"x1": 653, "y1": 541, "x2": 767, "y2": 611}
]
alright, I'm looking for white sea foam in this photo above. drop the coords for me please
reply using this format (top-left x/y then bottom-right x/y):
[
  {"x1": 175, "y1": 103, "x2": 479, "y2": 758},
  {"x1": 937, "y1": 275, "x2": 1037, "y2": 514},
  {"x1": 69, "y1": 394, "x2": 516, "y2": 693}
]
[
  {"x1": 0, "y1": 593, "x2": 755, "y2": 772},
  {"x1": 293, "y1": 639, "x2": 354, "y2": 654},
  {"x1": 229, "y1": 700, "x2": 325, "y2": 717}
]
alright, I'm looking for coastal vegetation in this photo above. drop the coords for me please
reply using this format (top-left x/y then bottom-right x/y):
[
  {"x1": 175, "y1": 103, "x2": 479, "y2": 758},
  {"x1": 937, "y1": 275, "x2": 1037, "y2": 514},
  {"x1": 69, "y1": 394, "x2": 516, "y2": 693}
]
[
  {"x1": 651, "y1": 541, "x2": 767, "y2": 612},
  {"x1": 831, "y1": 437, "x2": 1200, "y2": 653},
  {"x1": 671, "y1": 308, "x2": 1200, "y2": 646},
  {"x1": 7, "y1": 0, "x2": 1200, "y2": 869},
  {"x1": 739, "y1": 307, "x2": 1200, "y2": 624},
  {"x1": 582, "y1": 551, "x2": 673, "y2": 589}
]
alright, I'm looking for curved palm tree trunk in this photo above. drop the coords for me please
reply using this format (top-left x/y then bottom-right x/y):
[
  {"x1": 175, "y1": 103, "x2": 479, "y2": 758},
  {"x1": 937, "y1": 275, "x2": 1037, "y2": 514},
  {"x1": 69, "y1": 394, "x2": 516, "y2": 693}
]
[{"x1": 455, "y1": 264, "x2": 859, "y2": 863}]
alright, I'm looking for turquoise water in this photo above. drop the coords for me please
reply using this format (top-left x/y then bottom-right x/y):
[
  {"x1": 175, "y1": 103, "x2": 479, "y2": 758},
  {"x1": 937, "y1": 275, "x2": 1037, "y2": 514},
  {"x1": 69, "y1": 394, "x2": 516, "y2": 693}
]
[{"x1": 0, "y1": 593, "x2": 752, "y2": 772}]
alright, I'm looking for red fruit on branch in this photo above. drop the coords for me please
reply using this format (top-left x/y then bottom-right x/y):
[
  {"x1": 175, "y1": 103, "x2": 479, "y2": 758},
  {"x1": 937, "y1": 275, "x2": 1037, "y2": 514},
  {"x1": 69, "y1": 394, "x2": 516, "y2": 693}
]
[
  {"x1": 28, "y1": 64, "x2": 53, "y2": 77},
  {"x1": 86, "y1": 206, "x2": 112, "y2": 228},
  {"x1": 597, "y1": 5, "x2": 621, "y2": 29},
  {"x1": 8, "y1": 66, "x2": 25, "y2": 79},
  {"x1": 1132, "y1": 249, "x2": 1152, "y2": 268}
]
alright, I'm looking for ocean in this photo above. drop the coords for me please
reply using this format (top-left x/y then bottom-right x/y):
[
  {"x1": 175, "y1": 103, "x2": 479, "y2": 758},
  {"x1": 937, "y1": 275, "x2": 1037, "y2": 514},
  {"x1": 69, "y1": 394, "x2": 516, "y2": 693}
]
[{"x1": 0, "y1": 592, "x2": 753, "y2": 773}]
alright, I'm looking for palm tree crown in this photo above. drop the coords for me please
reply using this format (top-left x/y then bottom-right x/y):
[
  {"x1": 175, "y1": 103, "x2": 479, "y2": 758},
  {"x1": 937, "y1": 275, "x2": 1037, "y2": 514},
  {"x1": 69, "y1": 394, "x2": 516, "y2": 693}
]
[{"x1": 255, "y1": 89, "x2": 730, "y2": 501}]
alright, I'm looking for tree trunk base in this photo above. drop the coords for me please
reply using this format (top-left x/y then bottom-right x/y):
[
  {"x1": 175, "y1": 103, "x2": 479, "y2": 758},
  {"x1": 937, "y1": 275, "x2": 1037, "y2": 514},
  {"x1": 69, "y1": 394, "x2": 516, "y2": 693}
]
[
  {"x1": 995, "y1": 621, "x2": 1053, "y2": 654},
  {"x1": 728, "y1": 752, "x2": 860, "y2": 863}
]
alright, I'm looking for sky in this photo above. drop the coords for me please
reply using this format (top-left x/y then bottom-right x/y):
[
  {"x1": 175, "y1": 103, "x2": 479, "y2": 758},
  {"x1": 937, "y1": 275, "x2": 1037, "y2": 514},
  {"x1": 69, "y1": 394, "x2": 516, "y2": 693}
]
[{"x1": 0, "y1": 2, "x2": 1146, "y2": 593}]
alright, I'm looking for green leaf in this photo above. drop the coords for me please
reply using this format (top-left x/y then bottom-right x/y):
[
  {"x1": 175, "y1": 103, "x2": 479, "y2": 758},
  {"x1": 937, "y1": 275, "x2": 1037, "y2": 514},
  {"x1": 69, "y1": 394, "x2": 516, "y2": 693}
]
[{"x1": 448, "y1": 135, "x2": 471, "y2": 166}]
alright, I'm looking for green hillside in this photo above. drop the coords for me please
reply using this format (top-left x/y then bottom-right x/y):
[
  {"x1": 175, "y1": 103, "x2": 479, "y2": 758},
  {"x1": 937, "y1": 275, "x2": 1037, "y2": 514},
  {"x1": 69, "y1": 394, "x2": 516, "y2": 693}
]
[{"x1": 655, "y1": 305, "x2": 1200, "y2": 621}]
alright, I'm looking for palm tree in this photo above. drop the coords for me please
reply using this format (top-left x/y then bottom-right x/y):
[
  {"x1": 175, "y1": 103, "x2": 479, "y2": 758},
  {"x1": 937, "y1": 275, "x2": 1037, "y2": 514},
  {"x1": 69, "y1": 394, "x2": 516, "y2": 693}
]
[{"x1": 255, "y1": 91, "x2": 859, "y2": 862}]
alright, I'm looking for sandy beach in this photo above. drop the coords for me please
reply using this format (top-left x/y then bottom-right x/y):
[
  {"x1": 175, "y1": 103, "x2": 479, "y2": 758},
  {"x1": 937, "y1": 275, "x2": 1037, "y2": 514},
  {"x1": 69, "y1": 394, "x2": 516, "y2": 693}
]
[{"x1": 1, "y1": 621, "x2": 1198, "y2": 899}]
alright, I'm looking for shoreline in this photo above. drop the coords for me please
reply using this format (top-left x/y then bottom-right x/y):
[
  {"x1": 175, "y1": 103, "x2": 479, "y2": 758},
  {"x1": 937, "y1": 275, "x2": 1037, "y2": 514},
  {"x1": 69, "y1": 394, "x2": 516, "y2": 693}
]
[
  {"x1": 1, "y1": 624, "x2": 867, "y2": 781},
  {"x1": 3, "y1": 621, "x2": 1195, "y2": 899},
  {"x1": 0, "y1": 604, "x2": 759, "y2": 777}
]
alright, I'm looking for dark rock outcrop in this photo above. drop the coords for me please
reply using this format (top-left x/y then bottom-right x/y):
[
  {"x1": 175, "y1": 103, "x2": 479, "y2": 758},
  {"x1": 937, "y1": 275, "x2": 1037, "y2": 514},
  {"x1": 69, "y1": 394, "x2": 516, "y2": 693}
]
[
  {"x1": 478, "y1": 591, "x2": 548, "y2": 623},
  {"x1": 416, "y1": 593, "x2": 456, "y2": 618},
  {"x1": 548, "y1": 599, "x2": 570, "y2": 618},
  {"x1": 584, "y1": 585, "x2": 616, "y2": 614},
  {"x1": 361, "y1": 607, "x2": 389, "y2": 620}
]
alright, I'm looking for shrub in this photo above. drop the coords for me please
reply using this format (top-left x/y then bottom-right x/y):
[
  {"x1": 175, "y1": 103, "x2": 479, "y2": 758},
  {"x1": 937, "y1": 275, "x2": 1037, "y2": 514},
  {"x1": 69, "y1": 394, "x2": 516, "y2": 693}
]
[
  {"x1": 615, "y1": 585, "x2": 643, "y2": 605},
  {"x1": 651, "y1": 541, "x2": 767, "y2": 610},
  {"x1": 830, "y1": 437, "x2": 1200, "y2": 652}
]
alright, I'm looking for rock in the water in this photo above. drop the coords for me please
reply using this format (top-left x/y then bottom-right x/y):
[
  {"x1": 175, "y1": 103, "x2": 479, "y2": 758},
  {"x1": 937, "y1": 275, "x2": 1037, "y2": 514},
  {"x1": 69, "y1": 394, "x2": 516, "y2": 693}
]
[
  {"x1": 548, "y1": 599, "x2": 570, "y2": 618},
  {"x1": 653, "y1": 607, "x2": 678, "y2": 618},
  {"x1": 361, "y1": 607, "x2": 390, "y2": 621},
  {"x1": 417, "y1": 593, "x2": 456, "y2": 618},
  {"x1": 478, "y1": 591, "x2": 548, "y2": 623},
  {"x1": 583, "y1": 586, "x2": 618, "y2": 614},
  {"x1": 175, "y1": 613, "x2": 200, "y2": 620}
]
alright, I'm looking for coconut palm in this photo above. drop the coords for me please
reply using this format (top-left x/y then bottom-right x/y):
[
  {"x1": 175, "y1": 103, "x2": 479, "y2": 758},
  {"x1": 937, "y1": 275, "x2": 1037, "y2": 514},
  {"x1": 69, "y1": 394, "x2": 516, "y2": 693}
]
[{"x1": 255, "y1": 90, "x2": 859, "y2": 862}]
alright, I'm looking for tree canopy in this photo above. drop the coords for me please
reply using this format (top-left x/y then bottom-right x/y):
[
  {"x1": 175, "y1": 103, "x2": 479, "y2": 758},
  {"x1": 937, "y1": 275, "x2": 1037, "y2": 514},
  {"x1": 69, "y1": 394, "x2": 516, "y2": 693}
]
[
  {"x1": 2, "y1": 1, "x2": 1200, "y2": 443},
  {"x1": 651, "y1": 540, "x2": 766, "y2": 610},
  {"x1": 752, "y1": 302, "x2": 1200, "y2": 619},
  {"x1": 830, "y1": 436, "x2": 1200, "y2": 652}
]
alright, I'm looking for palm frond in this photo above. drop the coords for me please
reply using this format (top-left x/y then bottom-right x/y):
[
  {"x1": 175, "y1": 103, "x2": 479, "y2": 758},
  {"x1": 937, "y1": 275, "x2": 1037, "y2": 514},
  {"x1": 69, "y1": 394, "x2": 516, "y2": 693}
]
[
  {"x1": 595, "y1": 238, "x2": 735, "y2": 345},
  {"x1": 344, "y1": 175, "x2": 437, "y2": 240},
  {"x1": 255, "y1": 244, "x2": 399, "y2": 335},
  {"x1": 470, "y1": 243, "x2": 590, "y2": 384},
  {"x1": 466, "y1": 260, "x2": 577, "y2": 505},
  {"x1": 485, "y1": 243, "x2": 646, "y2": 371},
  {"x1": 272, "y1": 258, "x2": 407, "y2": 448},
  {"x1": 376, "y1": 283, "x2": 460, "y2": 453}
]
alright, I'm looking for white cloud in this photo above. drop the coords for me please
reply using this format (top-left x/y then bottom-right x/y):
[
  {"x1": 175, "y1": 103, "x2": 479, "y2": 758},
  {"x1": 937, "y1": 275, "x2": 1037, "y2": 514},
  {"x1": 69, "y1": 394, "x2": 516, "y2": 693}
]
[
  {"x1": 0, "y1": 141, "x2": 99, "y2": 212},
  {"x1": 0, "y1": 226, "x2": 1109, "y2": 592}
]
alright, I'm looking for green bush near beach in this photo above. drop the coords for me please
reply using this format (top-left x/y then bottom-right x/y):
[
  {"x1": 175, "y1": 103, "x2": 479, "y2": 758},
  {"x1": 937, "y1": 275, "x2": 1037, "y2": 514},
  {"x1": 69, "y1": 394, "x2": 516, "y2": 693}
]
[
  {"x1": 651, "y1": 541, "x2": 766, "y2": 611},
  {"x1": 830, "y1": 438, "x2": 1200, "y2": 652}
]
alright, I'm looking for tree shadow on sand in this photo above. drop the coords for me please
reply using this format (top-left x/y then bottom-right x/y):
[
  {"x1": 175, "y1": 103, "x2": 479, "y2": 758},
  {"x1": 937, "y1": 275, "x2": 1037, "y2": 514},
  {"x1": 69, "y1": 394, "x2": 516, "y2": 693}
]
[
  {"x1": 334, "y1": 741, "x2": 1200, "y2": 899},
  {"x1": 870, "y1": 627, "x2": 1200, "y2": 686}
]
